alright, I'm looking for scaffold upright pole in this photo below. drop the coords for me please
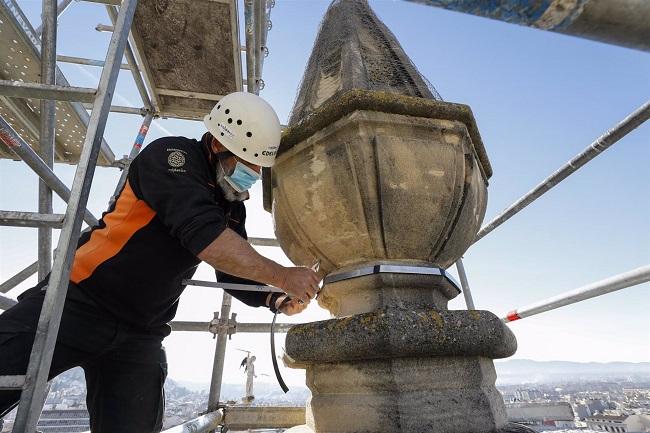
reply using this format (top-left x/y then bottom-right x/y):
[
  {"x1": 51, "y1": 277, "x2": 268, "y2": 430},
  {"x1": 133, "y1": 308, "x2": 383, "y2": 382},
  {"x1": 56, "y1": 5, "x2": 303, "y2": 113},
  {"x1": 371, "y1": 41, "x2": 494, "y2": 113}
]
[
  {"x1": 11, "y1": 1, "x2": 139, "y2": 430},
  {"x1": 244, "y1": 0, "x2": 256, "y2": 94},
  {"x1": 207, "y1": 292, "x2": 232, "y2": 416},
  {"x1": 35, "y1": 0, "x2": 75, "y2": 36},
  {"x1": 253, "y1": 0, "x2": 267, "y2": 93},
  {"x1": 37, "y1": 0, "x2": 58, "y2": 279},
  {"x1": 474, "y1": 101, "x2": 650, "y2": 244}
]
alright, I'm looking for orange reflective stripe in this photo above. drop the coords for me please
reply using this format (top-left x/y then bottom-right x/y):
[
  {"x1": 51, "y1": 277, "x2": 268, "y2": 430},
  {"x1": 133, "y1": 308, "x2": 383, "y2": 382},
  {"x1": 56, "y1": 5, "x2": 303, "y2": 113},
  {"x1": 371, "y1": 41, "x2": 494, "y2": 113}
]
[{"x1": 70, "y1": 181, "x2": 155, "y2": 284}]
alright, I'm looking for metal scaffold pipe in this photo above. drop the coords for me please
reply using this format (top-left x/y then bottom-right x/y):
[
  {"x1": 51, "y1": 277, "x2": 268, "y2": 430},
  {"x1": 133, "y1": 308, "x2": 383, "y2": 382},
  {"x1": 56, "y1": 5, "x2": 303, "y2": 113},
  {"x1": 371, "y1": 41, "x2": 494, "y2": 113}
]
[
  {"x1": 253, "y1": 0, "x2": 267, "y2": 93},
  {"x1": 248, "y1": 236, "x2": 280, "y2": 247},
  {"x1": 0, "y1": 375, "x2": 24, "y2": 390},
  {"x1": 0, "y1": 80, "x2": 96, "y2": 103},
  {"x1": 503, "y1": 265, "x2": 650, "y2": 322},
  {"x1": 160, "y1": 410, "x2": 224, "y2": 433},
  {"x1": 170, "y1": 321, "x2": 293, "y2": 333},
  {"x1": 0, "y1": 262, "x2": 38, "y2": 294},
  {"x1": 244, "y1": 0, "x2": 256, "y2": 93},
  {"x1": 81, "y1": 102, "x2": 148, "y2": 115},
  {"x1": 207, "y1": 292, "x2": 232, "y2": 414},
  {"x1": 35, "y1": 0, "x2": 75, "y2": 36},
  {"x1": 403, "y1": 0, "x2": 650, "y2": 52},
  {"x1": 38, "y1": 0, "x2": 58, "y2": 279},
  {"x1": 455, "y1": 258, "x2": 475, "y2": 310},
  {"x1": 474, "y1": 100, "x2": 650, "y2": 243},
  {"x1": 0, "y1": 293, "x2": 18, "y2": 310},
  {"x1": 57, "y1": 55, "x2": 132, "y2": 70},
  {"x1": 0, "y1": 211, "x2": 64, "y2": 228},
  {"x1": 183, "y1": 279, "x2": 282, "y2": 293},
  {"x1": 0, "y1": 116, "x2": 99, "y2": 227}
]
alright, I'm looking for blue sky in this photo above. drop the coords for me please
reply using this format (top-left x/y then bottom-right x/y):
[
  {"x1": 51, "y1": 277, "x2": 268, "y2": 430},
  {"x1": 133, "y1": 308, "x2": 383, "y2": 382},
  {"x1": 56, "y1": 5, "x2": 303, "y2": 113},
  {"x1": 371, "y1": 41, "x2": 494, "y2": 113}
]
[{"x1": 0, "y1": 0, "x2": 649, "y2": 390}]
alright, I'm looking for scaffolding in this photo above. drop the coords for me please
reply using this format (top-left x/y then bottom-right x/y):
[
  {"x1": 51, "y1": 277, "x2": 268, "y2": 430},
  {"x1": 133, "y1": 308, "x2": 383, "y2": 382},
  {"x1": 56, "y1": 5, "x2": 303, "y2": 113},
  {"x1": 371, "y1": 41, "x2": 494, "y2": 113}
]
[{"x1": 0, "y1": 0, "x2": 648, "y2": 432}]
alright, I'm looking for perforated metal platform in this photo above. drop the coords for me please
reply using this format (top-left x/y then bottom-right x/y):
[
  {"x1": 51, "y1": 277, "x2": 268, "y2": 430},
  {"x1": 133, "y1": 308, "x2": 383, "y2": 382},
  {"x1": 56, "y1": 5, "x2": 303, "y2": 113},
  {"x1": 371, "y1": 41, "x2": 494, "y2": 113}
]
[
  {"x1": 0, "y1": 0, "x2": 115, "y2": 166},
  {"x1": 130, "y1": 0, "x2": 243, "y2": 120}
]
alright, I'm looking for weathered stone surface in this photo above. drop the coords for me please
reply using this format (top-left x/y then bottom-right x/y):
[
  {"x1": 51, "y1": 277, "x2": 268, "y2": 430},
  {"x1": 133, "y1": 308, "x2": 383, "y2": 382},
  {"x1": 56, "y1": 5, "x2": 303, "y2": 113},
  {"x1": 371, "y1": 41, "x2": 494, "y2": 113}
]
[
  {"x1": 280, "y1": 89, "x2": 491, "y2": 176},
  {"x1": 264, "y1": 89, "x2": 492, "y2": 214},
  {"x1": 287, "y1": 0, "x2": 441, "y2": 126},
  {"x1": 286, "y1": 307, "x2": 516, "y2": 363},
  {"x1": 271, "y1": 109, "x2": 488, "y2": 275},
  {"x1": 273, "y1": 1, "x2": 512, "y2": 431},
  {"x1": 291, "y1": 357, "x2": 510, "y2": 433},
  {"x1": 318, "y1": 263, "x2": 460, "y2": 316}
]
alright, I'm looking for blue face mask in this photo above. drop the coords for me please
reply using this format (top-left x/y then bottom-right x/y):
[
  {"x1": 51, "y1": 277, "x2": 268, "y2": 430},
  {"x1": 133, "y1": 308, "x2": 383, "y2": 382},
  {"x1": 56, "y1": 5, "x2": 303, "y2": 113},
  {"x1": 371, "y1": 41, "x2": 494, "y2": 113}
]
[{"x1": 223, "y1": 161, "x2": 260, "y2": 192}]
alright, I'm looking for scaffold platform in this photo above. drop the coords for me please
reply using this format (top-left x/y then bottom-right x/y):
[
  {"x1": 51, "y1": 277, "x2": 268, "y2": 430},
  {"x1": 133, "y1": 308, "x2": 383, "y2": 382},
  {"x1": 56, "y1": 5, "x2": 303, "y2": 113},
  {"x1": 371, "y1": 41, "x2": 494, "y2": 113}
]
[
  {"x1": 130, "y1": 0, "x2": 243, "y2": 120},
  {"x1": 0, "y1": 0, "x2": 115, "y2": 166}
]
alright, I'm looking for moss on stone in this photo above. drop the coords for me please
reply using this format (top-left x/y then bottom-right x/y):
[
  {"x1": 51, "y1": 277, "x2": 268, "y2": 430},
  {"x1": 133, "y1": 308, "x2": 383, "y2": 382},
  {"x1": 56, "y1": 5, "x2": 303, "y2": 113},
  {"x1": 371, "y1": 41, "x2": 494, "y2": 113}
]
[{"x1": 280, "y1": 89, "x2": 492, "y2": 179}]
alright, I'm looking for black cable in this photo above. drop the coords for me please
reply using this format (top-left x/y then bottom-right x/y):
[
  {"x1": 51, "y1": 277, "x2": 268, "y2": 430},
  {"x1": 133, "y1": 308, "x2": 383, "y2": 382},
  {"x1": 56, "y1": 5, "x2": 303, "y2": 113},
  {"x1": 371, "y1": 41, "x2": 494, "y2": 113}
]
[{"x1": 270, "y1": 296, "x2": 292, "y2": 393}]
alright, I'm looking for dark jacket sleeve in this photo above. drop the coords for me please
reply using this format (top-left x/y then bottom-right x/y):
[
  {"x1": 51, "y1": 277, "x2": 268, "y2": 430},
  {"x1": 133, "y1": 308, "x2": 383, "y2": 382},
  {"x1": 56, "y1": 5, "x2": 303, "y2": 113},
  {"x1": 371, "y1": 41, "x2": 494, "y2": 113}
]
[
  {"x1": 128, "y1": 137, "x2": 227, "y2": 257},
  {"x1": 215, "y1": 204, "x2": 274, "y2": 309}
]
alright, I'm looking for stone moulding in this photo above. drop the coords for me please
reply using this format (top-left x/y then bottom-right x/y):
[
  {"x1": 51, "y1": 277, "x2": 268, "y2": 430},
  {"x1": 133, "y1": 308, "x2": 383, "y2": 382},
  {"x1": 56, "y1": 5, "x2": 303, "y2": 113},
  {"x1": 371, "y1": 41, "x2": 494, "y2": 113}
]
[
  {"x1": 263, "y1": 89, "x2": 492, "y2": 213},
  {"x1": 281, "y1": 89, "x2": 492, "y2": 178},
  {"x1": 285, "y1": 308, "x2": 517, "y2": 364}
]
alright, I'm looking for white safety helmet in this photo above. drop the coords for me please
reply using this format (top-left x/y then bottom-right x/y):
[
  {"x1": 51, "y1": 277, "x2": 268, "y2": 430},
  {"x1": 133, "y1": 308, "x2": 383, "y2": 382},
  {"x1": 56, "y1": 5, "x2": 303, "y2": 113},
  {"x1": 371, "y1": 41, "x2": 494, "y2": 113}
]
[{"x1": 203, "y1": 92, "x2": 282, "y2": 167}]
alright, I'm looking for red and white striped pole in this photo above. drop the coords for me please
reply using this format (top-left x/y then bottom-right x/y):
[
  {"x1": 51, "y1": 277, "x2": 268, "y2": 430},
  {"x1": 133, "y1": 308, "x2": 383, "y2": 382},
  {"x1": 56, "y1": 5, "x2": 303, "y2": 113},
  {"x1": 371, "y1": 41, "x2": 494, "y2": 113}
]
[{"x1": 503, "y1": 265, "x2": 650, "y2": 323}]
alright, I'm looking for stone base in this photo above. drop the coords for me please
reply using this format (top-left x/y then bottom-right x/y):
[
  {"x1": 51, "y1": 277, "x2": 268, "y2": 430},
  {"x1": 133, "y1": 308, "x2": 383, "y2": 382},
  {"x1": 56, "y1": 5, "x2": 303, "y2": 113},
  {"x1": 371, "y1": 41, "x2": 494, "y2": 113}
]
[
  {"x1": 299, "y1": 357, "x2": 508, "y2": 433},
  {"x1": 285, "y1": 303, "x2": 518, "y2": 433}
]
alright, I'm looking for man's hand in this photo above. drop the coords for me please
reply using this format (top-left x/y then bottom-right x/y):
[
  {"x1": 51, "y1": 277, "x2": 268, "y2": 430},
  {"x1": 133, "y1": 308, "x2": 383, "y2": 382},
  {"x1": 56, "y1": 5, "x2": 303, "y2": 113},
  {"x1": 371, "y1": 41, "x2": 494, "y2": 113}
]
[
  {"x1": 275, "y1": 295, "x2": 309, "y2": 316},
  {"x1": 199, "y1": 230, "x2": 322, "y2": 304},
  {"x1": 277, "y1": 267, "x2": 320, "y2": 304}
]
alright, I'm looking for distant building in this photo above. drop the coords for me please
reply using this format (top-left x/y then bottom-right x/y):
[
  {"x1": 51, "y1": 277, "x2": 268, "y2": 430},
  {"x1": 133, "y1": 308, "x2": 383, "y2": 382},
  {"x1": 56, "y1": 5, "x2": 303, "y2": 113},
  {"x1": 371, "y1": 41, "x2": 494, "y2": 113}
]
[
  {"x1": 501, "y1": 390, "x2": 517, "y2": 403},
  {"x1": 588, "y1": 399, "x2": 608, "y2": 415},
  {"x1": 514, "y1": 389, "x2": 544, "y2": 402},
  {"x1": 575, "y1": 403, "x2": 592, "y2": 420},
  {"x1": 36, "y1": 408, "x2": 90, "y2": 433},
  {"x1": 506, "y1": 402, "x2": 575, "y2": 427},
  {"x1": 586, "y1": 414, "x2": 650, "y2": 432}
]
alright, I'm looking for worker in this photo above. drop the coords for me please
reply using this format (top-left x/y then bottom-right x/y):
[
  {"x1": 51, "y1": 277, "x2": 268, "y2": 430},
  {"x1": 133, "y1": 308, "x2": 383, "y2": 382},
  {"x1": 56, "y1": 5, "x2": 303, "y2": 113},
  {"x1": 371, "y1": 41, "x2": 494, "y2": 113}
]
[{"x1": 0, "y1": 92, "x2": 321, "y2": 432}]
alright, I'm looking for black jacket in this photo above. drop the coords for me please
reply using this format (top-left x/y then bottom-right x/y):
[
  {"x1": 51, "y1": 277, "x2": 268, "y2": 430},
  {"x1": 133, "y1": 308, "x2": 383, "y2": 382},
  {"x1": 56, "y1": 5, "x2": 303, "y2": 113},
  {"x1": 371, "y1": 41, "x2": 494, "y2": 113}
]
[{"x1": 68, "y1": 133, "x2": 270, "y2": 330}]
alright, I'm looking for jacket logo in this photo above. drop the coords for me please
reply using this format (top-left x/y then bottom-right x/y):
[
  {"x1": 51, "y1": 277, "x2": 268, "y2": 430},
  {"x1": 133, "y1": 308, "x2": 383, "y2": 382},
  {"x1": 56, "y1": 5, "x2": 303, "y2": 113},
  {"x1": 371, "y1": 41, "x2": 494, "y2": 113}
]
[{"x1": 168, "y1": 151, "x2": 186, "y2": 168}]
